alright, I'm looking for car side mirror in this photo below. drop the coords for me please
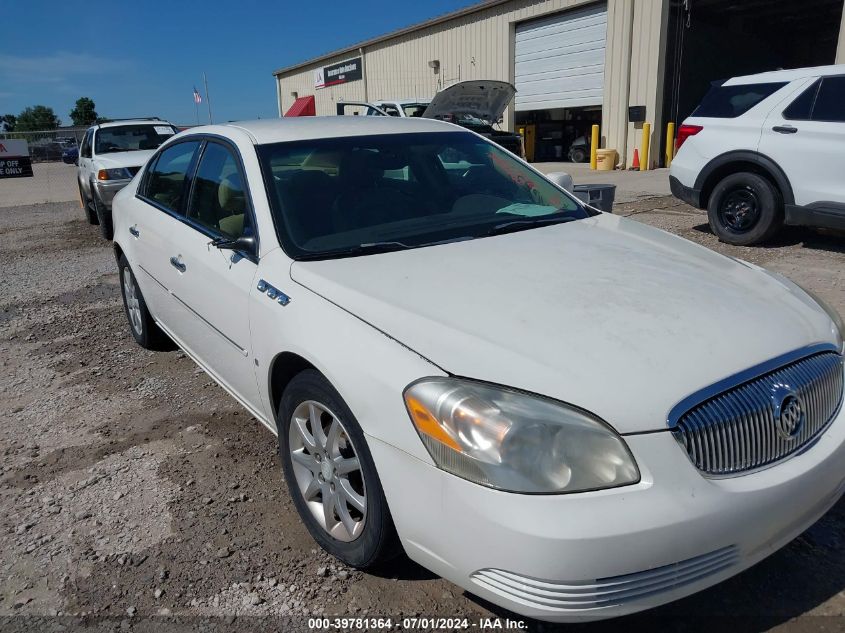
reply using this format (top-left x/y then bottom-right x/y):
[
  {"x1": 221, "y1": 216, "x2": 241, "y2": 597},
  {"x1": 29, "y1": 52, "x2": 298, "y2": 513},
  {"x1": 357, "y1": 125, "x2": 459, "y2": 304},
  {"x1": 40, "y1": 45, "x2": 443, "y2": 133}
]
[
  {"x1": 213, "y1": 235, "x2": 256, "y2": 257},
  {"x1": 546, "y1": 171, "x2": 574, "y2": 193}
]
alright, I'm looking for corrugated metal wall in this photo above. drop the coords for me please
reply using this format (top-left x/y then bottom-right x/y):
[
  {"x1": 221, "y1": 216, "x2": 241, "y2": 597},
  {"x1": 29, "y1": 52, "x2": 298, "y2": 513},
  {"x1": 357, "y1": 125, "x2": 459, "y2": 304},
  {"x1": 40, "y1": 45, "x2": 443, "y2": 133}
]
[{"x1": 276, "y1": 0, "x2": 669, "y2": 167}]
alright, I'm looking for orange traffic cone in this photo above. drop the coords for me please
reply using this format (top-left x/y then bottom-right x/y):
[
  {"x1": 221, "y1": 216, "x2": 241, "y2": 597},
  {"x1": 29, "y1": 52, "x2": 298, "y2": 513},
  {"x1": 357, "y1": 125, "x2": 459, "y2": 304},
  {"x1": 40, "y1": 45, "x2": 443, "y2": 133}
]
[{"x1": 631, "y1": 148, "x2": 640, "y2": 170}]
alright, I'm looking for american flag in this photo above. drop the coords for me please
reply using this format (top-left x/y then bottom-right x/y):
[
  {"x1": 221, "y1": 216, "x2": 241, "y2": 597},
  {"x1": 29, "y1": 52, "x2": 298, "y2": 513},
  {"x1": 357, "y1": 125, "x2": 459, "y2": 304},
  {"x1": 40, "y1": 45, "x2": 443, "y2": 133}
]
[{"x1": 193, "y1": 87, "x2": 202, "y2": 104}]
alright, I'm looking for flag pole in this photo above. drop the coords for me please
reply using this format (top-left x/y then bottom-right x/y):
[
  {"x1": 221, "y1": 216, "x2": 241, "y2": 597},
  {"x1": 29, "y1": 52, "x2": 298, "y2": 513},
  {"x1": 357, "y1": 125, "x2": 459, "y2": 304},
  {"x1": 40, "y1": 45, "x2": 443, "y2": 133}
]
[
  {"x1": 203, "y1": 72, "x2": 213, "y2": 124},
  {"x1": 194, "y1": 98, "x2": 199, "y2": 126}
]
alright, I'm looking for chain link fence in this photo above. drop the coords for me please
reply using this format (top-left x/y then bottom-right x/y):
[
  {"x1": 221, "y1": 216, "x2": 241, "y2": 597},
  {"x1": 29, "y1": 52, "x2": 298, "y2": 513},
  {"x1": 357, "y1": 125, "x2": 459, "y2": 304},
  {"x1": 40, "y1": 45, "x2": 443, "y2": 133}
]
[{"x1": 0, "y1": 128, "x2": 85, "y2": 208}]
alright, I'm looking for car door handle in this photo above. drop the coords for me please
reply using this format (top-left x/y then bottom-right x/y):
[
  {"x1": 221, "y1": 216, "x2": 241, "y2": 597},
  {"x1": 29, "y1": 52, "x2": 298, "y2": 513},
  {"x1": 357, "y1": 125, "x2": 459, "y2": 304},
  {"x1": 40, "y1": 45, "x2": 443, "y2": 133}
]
[
  {"x1": 169, "y1": 256, "x2": 186, "y2": 272},
  {"x1": 129, "y1": 225, "x2": 139, "y2": 237},
  {"x1": 772, "y1": 125, "x2": 798, "y2": 134}
]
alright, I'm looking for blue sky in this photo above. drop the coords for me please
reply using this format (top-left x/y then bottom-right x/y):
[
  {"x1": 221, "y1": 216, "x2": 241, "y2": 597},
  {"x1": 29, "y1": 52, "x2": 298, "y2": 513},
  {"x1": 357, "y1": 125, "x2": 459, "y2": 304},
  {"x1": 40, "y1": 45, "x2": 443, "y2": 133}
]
[{"x1": 1, "y1": 0, "x2": 473, "y2": 126}]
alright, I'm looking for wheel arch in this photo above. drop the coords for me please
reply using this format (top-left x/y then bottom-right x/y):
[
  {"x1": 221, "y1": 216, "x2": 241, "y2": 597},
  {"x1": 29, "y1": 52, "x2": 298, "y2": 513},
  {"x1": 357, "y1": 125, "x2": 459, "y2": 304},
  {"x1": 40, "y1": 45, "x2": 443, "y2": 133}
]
[
  {"x1": 113, "y1": 242, "x2": 124, "y2": 265},
  {"x1": 695, "y1": 151, "x2": 794, "y2": 209},
  {"x1": 267, "y1": 351, "x2": 317, "y2": 424}
]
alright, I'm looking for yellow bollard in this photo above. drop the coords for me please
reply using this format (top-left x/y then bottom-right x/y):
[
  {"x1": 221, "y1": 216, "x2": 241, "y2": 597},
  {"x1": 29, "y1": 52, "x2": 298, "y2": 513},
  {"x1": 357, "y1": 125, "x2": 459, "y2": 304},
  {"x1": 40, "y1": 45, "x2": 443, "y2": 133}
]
[
  {"x1": 665, "y1": 122, "x2": 675, "y2": 167},
  {"x1": 640, "y1": 122, "x2": 651, "y2": 172},
  {"x1": 589, "y1": 124, "x2": 599, "y2": 170}
]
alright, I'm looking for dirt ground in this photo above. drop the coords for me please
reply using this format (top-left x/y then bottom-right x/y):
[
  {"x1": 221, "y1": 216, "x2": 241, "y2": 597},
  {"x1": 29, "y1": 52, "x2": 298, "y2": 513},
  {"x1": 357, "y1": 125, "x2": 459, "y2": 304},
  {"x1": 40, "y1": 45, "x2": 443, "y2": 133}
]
[{"x1": 1, "y1": 197, "x2": 844, "y2": 633}]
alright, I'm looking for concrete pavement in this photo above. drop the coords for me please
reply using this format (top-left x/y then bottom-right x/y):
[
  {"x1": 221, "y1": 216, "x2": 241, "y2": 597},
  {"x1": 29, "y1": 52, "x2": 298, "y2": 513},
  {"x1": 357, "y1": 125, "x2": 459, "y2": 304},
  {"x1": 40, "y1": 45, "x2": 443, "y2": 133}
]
[{"x1": 533, "y1": 161, "x2": 672, "y2": 203}]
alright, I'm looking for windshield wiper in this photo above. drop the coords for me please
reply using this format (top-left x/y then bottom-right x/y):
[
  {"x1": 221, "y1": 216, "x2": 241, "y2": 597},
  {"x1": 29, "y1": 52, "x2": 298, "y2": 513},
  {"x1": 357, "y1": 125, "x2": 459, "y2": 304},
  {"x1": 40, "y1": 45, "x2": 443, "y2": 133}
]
[
  {"x1": 484, "y1": 215, "x2": 577, "y2": 237},
  {"x1": 297, "y1": 241, "x2": 414, "y2": 261}
]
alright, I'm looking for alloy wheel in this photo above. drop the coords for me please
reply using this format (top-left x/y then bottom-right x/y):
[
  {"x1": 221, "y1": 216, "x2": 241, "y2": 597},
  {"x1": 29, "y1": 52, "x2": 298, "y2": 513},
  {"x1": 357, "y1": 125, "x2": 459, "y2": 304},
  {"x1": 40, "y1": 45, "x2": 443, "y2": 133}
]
[
  {"x1": 719, "y1": 186, "x2": 760, "y2": 232},
  {"x1": 288, "y1": 400, "x2": 367, "y2": 542},
  {"x1": 122, "y1": 268, "x2": 143, "y2": 336}
]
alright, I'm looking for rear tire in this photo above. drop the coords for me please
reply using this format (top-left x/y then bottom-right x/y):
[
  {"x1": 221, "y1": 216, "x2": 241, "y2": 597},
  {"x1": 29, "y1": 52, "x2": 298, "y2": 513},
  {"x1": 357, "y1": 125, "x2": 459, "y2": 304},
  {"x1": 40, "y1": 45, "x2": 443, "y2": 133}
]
[
  {"x1": 707, "y1": 172, "x2": 782, "y2": 246},
  {"x1": 91, "y1": 184, "x2": 114, "y2": 240},
  {"x1": 117, "y1": 255, "x2": 174, "y2": 351},
  {"x1": 277, "y1": 370, "x2": 401, "y2": 569},
  {"x1": 78, "y1": 182, "x2": 99, "y2": 225}
]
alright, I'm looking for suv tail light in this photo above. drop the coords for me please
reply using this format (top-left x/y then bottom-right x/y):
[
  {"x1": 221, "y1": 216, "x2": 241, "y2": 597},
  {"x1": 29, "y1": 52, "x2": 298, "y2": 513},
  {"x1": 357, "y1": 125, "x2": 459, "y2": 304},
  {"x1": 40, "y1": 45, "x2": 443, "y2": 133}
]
[{"x1": 675, "y1": 124, "x2": 703, "y2": 152}]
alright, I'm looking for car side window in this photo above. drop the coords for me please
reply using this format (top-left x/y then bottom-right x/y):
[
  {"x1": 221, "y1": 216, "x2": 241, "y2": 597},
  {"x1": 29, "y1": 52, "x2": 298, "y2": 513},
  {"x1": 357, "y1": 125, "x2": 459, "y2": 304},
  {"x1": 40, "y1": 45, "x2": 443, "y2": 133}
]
[
  {"x1": 811, "y1": 77, "x2": 845, "y2": 123},
  {"x1": 80, "y1": 130, "x2": 92, "y2": 158},
  {"x1": 186, "y1": 142, "x2": 252, "y2": 239},
  {"x1": 143, "y1": 141, "x2": 200, "y2": 214},
  {"x1": 783, "y1": 80, "x2": 820, "y2": 121}
]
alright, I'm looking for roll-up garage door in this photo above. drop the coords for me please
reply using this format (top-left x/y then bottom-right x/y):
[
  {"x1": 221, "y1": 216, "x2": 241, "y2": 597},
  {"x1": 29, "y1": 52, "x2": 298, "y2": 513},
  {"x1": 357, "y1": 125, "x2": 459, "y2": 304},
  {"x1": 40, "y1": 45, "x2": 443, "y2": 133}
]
[{"x1": 514, "y1": 3, "x2": 607, "y2": 111}]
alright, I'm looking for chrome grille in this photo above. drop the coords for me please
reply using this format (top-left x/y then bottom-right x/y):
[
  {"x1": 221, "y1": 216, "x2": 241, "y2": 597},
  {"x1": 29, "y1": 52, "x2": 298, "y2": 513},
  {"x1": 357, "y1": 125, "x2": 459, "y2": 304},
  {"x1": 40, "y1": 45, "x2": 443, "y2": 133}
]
[{"x1": 673, "y1": 351, "x2": 843, "y2": 475}]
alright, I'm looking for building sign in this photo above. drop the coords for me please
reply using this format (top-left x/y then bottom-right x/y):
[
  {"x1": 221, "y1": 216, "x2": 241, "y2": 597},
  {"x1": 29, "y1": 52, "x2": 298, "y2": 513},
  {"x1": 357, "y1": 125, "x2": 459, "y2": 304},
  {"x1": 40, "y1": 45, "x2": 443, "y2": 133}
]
[
  {"x1": 314, "y1": 57, "x2": 362, "y2": 89},
  {"x1": 0, "y1": 139, "x2": 33, "y2": 178}
]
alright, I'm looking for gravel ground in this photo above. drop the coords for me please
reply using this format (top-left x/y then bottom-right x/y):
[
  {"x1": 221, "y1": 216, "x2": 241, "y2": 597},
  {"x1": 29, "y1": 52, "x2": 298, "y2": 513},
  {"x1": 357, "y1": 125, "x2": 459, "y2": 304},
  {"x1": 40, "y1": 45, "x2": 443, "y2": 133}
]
[{"x1": 1, "y1": 199, "x2": 844, "y2": 632}]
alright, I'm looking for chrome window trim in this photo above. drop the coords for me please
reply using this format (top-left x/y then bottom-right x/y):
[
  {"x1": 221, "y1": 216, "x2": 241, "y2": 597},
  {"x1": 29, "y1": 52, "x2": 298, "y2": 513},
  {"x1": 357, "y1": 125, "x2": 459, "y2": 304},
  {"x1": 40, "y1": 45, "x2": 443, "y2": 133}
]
[{"x1": 666, "y1": 342, "x2": 841, "y2": 428}]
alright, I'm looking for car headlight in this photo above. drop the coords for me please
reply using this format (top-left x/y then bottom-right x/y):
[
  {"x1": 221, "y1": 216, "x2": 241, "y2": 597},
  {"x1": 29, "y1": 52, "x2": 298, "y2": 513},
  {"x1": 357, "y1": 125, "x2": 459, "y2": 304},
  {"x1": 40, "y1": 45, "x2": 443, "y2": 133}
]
[
  {"x1": 403, "y1": 378, "x2": 639, "y2": 493},
  {"x1": 761, "y1": 269, "x2": 845, "y2": 353},
  {"x1": 97, "y1": 168, "x2": 134, "y2": 181}
]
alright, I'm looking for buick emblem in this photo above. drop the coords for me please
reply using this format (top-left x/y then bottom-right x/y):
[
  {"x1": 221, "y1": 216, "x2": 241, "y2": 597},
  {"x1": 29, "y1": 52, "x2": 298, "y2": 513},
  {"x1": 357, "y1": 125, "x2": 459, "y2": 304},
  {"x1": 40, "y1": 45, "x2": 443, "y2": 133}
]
[{"x1": 771, "y1": 385, "x2": 804, "y2": 441}]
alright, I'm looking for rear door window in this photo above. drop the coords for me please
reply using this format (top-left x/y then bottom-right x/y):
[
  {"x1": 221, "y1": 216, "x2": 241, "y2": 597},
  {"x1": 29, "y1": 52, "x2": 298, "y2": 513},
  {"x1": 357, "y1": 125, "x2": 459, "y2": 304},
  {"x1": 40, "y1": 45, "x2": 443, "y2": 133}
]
[
  {"x1": 143, "y1": 141, "x2": 201, "y2": 214},
  {"x1": 692, "y1": 82, "x2": 787, "y2": 118},
  {"x1": 783, "y1": 80, "x2": 820, "y2": 120},
  {"x1": 811, "y1": 77, "x2": 845, "y2": 123}
]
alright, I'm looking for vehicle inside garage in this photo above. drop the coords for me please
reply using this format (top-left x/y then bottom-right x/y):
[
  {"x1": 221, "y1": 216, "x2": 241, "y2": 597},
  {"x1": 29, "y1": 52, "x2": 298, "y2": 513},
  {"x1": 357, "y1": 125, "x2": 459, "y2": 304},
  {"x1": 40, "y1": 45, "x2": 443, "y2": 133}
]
[{"x1": 663, "y1": 0, "x2": 844, "y2": 128}]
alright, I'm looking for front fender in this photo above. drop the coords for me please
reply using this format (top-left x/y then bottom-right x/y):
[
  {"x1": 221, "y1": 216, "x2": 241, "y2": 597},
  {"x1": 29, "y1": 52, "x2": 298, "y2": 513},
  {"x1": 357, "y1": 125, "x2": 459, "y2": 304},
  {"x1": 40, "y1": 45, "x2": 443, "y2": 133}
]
[{"x1": 250, "y1": 248, "x2": 444, "y2": 464}]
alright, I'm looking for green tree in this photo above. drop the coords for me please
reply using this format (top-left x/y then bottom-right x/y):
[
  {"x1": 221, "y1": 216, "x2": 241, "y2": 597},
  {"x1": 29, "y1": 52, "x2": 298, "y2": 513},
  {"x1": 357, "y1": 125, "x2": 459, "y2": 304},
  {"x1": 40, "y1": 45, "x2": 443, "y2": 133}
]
[
  {"x1": 69, "y1": 97, "x2": 98, "y2": 127},
  {"x1": 0, "y1": 114, "x2": 15, "y2": 132},
  {"x1": 16, "y1": 106, "x2": 60, "y2": 131}
]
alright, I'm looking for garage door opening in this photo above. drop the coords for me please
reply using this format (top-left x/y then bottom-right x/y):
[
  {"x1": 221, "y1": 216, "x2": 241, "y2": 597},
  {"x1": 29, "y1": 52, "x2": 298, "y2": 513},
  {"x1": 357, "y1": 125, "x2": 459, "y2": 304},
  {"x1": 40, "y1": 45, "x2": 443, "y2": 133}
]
[
  {"x1": 663, "y1": 0, "x2": 843, "y2": 135},
  {"x1": 514, "y1": 3, "x2": 607, "y2": 162}
]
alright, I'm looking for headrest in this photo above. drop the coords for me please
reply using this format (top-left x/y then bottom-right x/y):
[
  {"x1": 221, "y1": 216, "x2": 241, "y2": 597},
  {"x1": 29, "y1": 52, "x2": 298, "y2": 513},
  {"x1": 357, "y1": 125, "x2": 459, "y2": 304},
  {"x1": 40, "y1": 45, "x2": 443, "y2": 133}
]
[{"x1": 218, "y1": 173, "x2": 245, "y2": 213}]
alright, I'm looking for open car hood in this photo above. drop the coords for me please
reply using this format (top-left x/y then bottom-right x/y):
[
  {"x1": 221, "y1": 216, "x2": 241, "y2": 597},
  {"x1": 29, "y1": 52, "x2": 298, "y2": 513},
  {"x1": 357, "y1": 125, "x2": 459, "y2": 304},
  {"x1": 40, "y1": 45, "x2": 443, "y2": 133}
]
[{"x1": 422, "y1": 80, "x2": 516, "y2": 124}]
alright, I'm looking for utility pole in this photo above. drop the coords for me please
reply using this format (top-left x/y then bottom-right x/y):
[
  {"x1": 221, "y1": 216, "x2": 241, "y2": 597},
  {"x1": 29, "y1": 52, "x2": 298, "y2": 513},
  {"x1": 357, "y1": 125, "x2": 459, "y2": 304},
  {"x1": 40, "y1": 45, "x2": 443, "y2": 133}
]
[{"x1": 203, "y1": 72, "x2": 213, "y2": 124}]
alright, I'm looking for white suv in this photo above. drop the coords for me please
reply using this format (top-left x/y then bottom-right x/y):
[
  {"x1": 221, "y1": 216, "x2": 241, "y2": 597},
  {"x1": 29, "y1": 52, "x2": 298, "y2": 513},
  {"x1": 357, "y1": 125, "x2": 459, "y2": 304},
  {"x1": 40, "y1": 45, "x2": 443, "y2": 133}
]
[
  {"x1": 77, "y1": 118, "x2": 178, "y2": 239},
  {"x1": 670, "y1": 64, "x2": 845, "y2": 245}
]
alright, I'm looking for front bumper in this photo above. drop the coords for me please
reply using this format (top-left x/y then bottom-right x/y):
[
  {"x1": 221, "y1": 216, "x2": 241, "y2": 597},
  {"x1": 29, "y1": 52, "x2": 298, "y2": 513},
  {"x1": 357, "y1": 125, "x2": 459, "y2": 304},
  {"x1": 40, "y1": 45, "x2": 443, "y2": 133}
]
[
  {"x1": 93, "y1": 178, "x2": 131, "y2": 209},
  {"x1": 369, "y1": 402, "x2": 845, "y2": 622}
]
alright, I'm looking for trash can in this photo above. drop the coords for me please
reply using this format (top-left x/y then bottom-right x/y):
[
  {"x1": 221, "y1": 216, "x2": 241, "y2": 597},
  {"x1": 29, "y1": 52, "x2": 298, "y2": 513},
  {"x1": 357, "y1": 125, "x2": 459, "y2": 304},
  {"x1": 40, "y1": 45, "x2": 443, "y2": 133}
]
[
  {"x1": 573, "y1": 184, "x2": 617, "y2": 213},
  {"x1": 595, "y1": 148, "x2": 617, "y2": 171}
]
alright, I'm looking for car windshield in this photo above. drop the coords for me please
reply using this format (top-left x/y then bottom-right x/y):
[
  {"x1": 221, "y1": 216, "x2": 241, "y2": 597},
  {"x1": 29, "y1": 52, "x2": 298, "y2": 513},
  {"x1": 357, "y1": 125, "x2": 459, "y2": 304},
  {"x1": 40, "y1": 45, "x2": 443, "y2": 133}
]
[
  {"x1": 401, "y1": 104, "x2": 428, "y2": 117},
  {"x1": 258, "y1": 131, "x2": 589, "y2": 260},
  {"x1": 95, "y1": 124, "x2": 177, "y2": 154}
]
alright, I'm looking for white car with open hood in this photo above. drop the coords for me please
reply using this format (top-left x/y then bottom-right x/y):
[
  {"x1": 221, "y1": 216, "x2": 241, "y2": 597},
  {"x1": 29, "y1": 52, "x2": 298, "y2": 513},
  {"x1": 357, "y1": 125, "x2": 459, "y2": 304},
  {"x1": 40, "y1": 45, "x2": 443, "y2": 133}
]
[{"x1": 111, "y1": 116, "x2": 845, "y2": 622}]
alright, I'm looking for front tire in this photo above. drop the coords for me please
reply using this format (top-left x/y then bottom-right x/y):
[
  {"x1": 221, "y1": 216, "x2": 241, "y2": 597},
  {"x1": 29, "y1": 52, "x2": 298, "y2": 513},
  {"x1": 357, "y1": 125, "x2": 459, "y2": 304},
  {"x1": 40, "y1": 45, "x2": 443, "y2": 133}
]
[
  {"x1": 91, "y1": 184, "x2": 114, "y2": 240},
  {"x1": 78, "y1": 181, "x2": 99, "y2": 225},
  {"x1": 569, "y1": 147, "x2": 587, "y2": 163},
  {"x1": 118, "y1": 255, "x2": 174, "y2": 351},
  {"x1": 278, "y1": 370, "x2": 400, "y2": 568},
  {"x1": 707, "y1": 172, "x2": 782, "y2": 246}
]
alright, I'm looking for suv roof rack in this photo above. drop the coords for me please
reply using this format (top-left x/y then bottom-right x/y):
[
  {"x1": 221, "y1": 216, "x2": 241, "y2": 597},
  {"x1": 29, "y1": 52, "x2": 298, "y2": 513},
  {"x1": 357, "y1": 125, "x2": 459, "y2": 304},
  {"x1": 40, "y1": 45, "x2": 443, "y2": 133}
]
[{"x1": 97, "y1": 117, "x2": 162, "y2": 125}]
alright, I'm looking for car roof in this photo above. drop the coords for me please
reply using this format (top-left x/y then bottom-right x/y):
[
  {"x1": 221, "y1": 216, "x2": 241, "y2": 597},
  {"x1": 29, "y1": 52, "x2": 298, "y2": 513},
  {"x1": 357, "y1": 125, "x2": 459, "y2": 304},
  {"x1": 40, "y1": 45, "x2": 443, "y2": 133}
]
[
  {"x1": 725, "y1": 64, "x2": 845, "y2": 85},
  {"x1": 375, "y1": 99, "x2": 430, "y2": 105},
  {"x1": 206, "y1": 116, "x2": 462, "y2": 144}
]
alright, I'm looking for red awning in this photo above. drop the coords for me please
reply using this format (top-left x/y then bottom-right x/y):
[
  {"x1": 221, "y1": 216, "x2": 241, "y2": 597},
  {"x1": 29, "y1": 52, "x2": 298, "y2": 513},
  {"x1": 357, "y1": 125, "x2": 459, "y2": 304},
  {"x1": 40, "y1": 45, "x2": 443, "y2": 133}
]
[{"x1": 285, "y1": 95, "x2": 316, "y2": 117}]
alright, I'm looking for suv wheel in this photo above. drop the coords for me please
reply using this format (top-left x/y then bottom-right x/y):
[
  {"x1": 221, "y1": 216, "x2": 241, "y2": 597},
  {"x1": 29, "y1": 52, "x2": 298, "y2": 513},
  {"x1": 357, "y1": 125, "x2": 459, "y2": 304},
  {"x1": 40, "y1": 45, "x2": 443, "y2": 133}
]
[
  {"x1": 78, "y1": 182, "x2": 99, "y2": 226},
  {"x1": 277, "y1": 370, "x2": 401, "y2": 568},
  {"x1": 118, "y1": 255, "x2": 174, "y2": 351},
  {"x1": 90, "y1": 183, "x2": 114, "y2": 240},
  {"x1": 707, "y1": 172, "x2": 782, "y2": 246}
]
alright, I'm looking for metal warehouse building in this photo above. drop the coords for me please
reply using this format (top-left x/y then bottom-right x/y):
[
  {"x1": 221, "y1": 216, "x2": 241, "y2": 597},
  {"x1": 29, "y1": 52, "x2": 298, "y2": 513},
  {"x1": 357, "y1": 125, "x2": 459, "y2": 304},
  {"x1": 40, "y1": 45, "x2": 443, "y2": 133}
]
[{"x1": 274, "y1": 0, "x2": 845, "y2": 167}]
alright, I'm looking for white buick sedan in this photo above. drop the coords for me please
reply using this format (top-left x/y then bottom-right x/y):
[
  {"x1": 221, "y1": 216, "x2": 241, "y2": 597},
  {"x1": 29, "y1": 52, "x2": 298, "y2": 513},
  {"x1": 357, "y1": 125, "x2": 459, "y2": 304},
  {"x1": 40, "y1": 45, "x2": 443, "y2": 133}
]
[{"x1": 111, "y1": 117, "x2": 845, "y2": 622}]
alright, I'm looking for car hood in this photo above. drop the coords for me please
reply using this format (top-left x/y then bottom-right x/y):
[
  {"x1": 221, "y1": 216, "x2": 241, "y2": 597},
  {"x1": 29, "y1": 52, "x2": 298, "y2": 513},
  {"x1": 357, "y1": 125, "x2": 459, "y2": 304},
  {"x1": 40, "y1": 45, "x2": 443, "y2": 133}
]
[
  {"x1": 290, "y1": 214, "x2": 837, "y2": 433},
  {"x1": 422, "y1": 80, "x2": 516, "y2": 124},
  {"x1": 94, "y1": 149, "x2": 156, "y2": 169}
]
